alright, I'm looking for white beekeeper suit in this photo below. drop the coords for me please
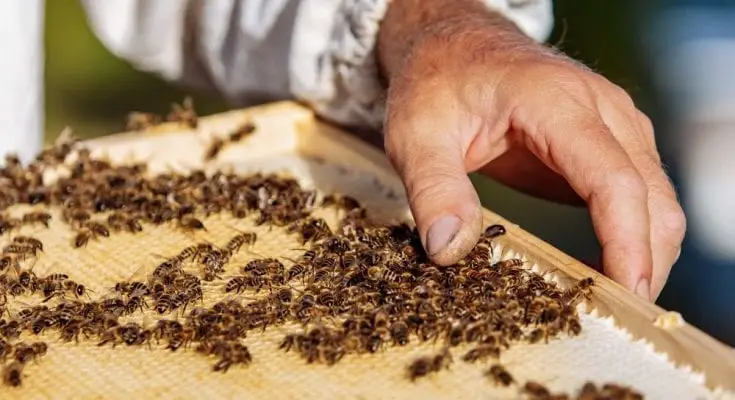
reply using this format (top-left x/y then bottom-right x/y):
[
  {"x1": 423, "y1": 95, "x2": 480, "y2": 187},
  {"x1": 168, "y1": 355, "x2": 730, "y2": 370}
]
[{"x1": 0, "y1": 0, "x2": 553, "y2": 163}]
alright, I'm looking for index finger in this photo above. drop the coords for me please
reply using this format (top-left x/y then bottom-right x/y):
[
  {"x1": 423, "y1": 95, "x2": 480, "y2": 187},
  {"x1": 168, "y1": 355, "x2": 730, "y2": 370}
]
[{"x1": 515, "y1": 99, "x2": 653, "y2": 298}]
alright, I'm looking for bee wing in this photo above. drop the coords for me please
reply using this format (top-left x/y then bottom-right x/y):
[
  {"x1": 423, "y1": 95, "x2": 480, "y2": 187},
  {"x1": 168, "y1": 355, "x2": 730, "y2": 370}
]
[
  {"x1": 54, "y1": 126, "x2": 75, "y2": 147},
  {"x1": 128, "y1": 263, "x2": 152, "y2": 282},
  {"x1": 242, "y1": 249, "x2": 267, "y2": 259}
]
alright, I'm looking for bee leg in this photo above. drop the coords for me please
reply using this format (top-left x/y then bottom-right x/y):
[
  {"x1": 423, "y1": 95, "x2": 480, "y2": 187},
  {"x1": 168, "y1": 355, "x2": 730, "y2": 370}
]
[
  {"x1": 213, "y1": 359, "x2": 231, "y2": 373},
  {"x1": 41, "y1": 292, "x2": 59, "y2": 303}
]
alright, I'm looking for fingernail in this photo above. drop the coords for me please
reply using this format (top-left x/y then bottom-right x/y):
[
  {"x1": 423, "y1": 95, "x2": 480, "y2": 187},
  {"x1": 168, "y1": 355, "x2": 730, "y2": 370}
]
[
  {"x1": 426, "y1": 215, "x2": 461, "y2": 256},
  {"x1": 635, "y1": 278, "x2": 650, "y2": 301}
]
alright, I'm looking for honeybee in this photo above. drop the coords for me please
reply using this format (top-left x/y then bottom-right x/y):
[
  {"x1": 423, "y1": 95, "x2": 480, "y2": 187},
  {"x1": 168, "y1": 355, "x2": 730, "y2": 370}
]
[
  {"x1": 126, "y1": 111, "x2": 161, "y2": 131},
  {"x1": 2, "y1": 243, "x2": 39, "y2": 258},
  {"x1": 224, "y1": 232, "x2": 257, "y2": 255},
  {"x1": 229, "y1": 120, "x2": 256, "y2": 140},
  {"x1": 577, "y1": 382, "x2": 600, "y2": 399},
  {"x1": 82, "y1": 221, "x2": 110, "y2": 238},
  {"x1": 98, "y1": 323, "x2": 142, "y2": 348},
  {"x1": 166, "y1": 327, "x2": 195, "y2": 351},
  {"x1": 18, "y1": 270, "x2": 39, "y2": 291},
  {"x1": 13, "y1": 341, "x2": 47, "y2": 364},
  {"x1": 114, "y1": 281, "x2": 149, "y2": 298},
  {"x1": 406, "y1": 349, "x2": 452, "y2": 382},
  {"x1": 41, "y1": 279, "x2": 87, "y2": 302},
  {"x1": 566, "y1": 318, "x2": 582, "y2": 337},
  {"x1": 166, "y1": 96, "x2": 198, "y2": 128},
  {"x1": 0, "y1": 254, "x2": 21, "y2": 273},
  {"x1": 485, "y1": 364, "x2": 514, "y2": 387},
  {"x1": 63, "y1": 208, "x2": 91, "y2": 225},
  {"x1": 213, "y1": 342, "x2": 252, "y2": 373},
  {"x1": 0, "y1": 320, "x2": 21, "y2": 339},
  {"x1": 462, "y1": 344, "x2": 501, "y2": 363},
  {"x1": 389, "y1": 321, "x2": 410, "y2": 346},
  {"x1": 179, "y1": 215, "x2": 206, "y2": 232},
  {"x1": 0, "y1": 216, "x2": 21, "y2": 235},
  {"x1": 64, "y1": 280, "x2": 88, "y2": 298},
  {"x1": 204, "y1": 138, "x2": 227, "y2": 162},
  {"x1": 4, "y1": 153, "x2": 21, "y2": 168},
  {"x1": 152, "y1": 259, "x2": 184, "y2": 280},
  {"x1": 0, "y1": 338, "x2": 12, "y2": 361},
  {"x1": 225, "y1": 277, "x2": 249, "y2": 294},
  {"x1": 321, "y1": 194, "x2": 361, "y2": 211},
  {"x1": 599, "y1": 383, "x2": 643, "y2": 400},
  {"x1": 496, "y1": 258, "x2": 525, "y2": 270},
  {"x1": 12, "y1": 236, "x2": 44, "y2": 253},
  {"x1": 59, "y1": 320, "x2": 85, "y2": 343},
  {"x1": 524, "y1": 297, "x2": 548, "y2": 324},
  {"x1": 271, "y1": 287, "x2": 294, "y2": 305},
  {"x1": 522, "y1": 381, "x2": 551, "y2": 400},
  {"x1": 565, "y1": 277, "x2": 594, "y2": 305},
  {"x1": 539, "y1": 300, "x2": 563, "y2": 325},
  {"x1": 123, "y1": 295, "x2": 147, "y2": 315},
  {"x1": 3, "y1": 361, "x2": 24, "y2": 387},
  {"x1": 73, "y1": 229, "x2": 93, "y2": 248},
  {"x1": 482, "y1": 224, "x2": 506, "y2": 239},
  {"x1": 154, "y1": 293, "x2": 175, "y2": 314},
  {"x1": 289, "y1": 217, "x2": 332, "y2": 244},
  {"x1": 21, "y1": 211, "x2": 52, "y2": 228},
  {"x1": 285, "y1": 263, "x2": 309, "y2": 283},
  {"x1": 173, "y1": 245, "x2": 200, "y2": 263},
  {"x1": 126, "y1": 216, "x2": 144, "y2": 233}
]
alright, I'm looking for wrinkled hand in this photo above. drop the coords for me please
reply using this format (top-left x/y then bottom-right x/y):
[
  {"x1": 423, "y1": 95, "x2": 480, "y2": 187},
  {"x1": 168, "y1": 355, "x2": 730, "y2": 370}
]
[{"x1": 378, "y1": 5, "x2": 686, "y2": 301}]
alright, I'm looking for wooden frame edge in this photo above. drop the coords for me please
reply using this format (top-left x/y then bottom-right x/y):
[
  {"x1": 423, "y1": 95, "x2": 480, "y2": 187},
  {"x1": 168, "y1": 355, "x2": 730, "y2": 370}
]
[
  {"x1": 288, "y1": 103, "x2": 735, "y2": 392},
  {"x1": 96, "y1": 100, "x2": 735, "y2": 392}
]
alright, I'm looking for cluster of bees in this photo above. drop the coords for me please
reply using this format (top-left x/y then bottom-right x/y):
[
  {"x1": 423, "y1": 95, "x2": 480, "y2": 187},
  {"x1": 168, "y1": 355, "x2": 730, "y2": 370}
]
[
  {"x1": 0, "y1": 106, "x2": 645, "y2": 399},
  {"x1": 126, "y1": 97, "x2": 199, "y2": 131}
]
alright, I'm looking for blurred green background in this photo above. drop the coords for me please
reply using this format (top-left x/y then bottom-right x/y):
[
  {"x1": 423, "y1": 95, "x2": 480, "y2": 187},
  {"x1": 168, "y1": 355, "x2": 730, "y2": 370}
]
[{"x1": 46, "y1": 1, "x2": 731, "y2": 344}]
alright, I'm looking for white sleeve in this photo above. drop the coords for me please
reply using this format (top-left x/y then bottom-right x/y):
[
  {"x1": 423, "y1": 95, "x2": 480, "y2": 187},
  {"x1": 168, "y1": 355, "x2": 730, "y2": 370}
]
[
  {"x1": 0, "y1": 1, "x2": 45, "y2": 162},
  {"x1": 81, "y1": 0, "x2": 554, "y2": 131},
  {"x1": 79, "y1": 0, "x2": 209, "y2": 89},
  {"x1": 291, "y1": 0, "x2": 555, "y2": 130}
]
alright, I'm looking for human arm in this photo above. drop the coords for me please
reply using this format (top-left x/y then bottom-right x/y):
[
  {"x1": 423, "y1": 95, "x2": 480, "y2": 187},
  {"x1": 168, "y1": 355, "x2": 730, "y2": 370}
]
[{"x1": 377, "y1": 0, "x2": 686, "y2": 300}]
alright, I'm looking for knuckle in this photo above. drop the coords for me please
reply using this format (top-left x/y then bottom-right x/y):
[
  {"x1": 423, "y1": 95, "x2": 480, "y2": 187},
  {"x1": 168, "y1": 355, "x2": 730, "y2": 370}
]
[
  {"x1": 635, "y1": 110, "x2": 658, "y2": 149},
  {"x1": 636, "y1": 110, "x2": 654, "y2": 134},
  {"x1": 547, "y1": 68, "x2": 594, "y2": 100},
  {"x1": 636, "y1": 152, "x2": 666, "y2": 178},
  {"x1": 659, "y1": 203, "x2": 687, "y2": 243},
  {"x1": 512, "y1": 60, "x2": 591, "y2": 101},
  {"x1": 608, "y1": 167, "x2": 648, "y2": 197},
  {"x1": 607, "y1": 84, "x2": 636, "y2": 109}
]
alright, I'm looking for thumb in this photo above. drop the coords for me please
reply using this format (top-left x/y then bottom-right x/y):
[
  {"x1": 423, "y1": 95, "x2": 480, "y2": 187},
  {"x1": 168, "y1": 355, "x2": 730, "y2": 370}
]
[{"x1": 384, "y1": 104, "x2": 483, "y2": 266}]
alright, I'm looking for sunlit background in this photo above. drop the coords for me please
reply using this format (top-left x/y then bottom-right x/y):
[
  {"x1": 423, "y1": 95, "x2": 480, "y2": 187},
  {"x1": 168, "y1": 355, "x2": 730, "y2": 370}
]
[{"x1": 44, "y1": 1, "x2": 735, "y2": 346}]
